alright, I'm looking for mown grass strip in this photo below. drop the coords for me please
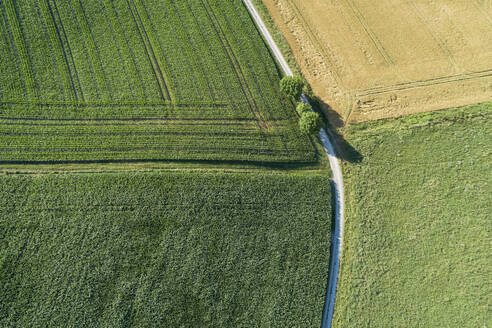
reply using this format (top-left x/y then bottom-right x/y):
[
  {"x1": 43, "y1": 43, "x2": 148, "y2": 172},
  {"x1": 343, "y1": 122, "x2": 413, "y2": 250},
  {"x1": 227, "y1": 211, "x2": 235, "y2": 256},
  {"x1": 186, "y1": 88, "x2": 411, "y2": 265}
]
[{"x1": 3, "y1": 0, "x2": 38, "y2": 100}]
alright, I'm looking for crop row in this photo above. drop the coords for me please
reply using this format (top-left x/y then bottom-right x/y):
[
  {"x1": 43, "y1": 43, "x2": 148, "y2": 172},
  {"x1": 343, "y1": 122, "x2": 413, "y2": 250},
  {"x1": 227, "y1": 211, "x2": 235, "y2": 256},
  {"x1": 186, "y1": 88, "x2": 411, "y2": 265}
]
[
  {"x1": 104, "y1": 0, "x2": 164, "y2": 102},
  {"x1": 0, "y1": 1, "x2": 290, "y2": 115},
  {"x1": 163, "y1": 0, "x2": 214, "y2": 102},
  {"x1": 0, "y1": 103, "x2": 246, "y2": 120},
  {"x1": 0, "y1": 112, "x2": 314, "y2": 163},
  {"x1": 142, "y1": 0, "x2": 203, "y2": 102},
  {"x1": 206, "y1": 1, "x2": 308, "y2": 148},
  {"x1": 186, "y1": 0, "x2": 257, "y2": 120},
  {"x1": 0, "y1": 2, "x2": 24, "y2": 100},
  {"x1": 206, "y1": 0, "x2": 296, "y2": 125},
  {"x1": 48, "y1": 0, "x2": 85, "y2": 102},
  {"x1": 231, "y1": 0, "x2": 296, "y2": 119},
  {"x1": 0, "y1": 138, "x2": 307, "y2": 164},
  {"x1": 0, "y1": 0, "x2": 316, "y2": 163},
  {"x1": 70, "y1": 0, "x2": 111, "y2": 102},
  {"x1": 38, "y1": 0, "x2": 77, "y2": 102},
  {"x1": 217, "y1": 1, "x2": 292, "y2": 121},
  {"x1": 181, "y1": 0, "x2": 231, "y2": 103},
  {"x1": 102, "y1": 0, "x2": 145, "y2": 100},
  {"x1": 201, "y1": 0, "x2": 262, "y2": 125},
  {"x1": 127, "y1": 0, "x2": 173, "y2": 101},
  {"x1": 3, "y1": 0, "x2": 38, "y2": 99},
  {"x1": 86, "y1": 0, "x2": 151, "y2": 101}
]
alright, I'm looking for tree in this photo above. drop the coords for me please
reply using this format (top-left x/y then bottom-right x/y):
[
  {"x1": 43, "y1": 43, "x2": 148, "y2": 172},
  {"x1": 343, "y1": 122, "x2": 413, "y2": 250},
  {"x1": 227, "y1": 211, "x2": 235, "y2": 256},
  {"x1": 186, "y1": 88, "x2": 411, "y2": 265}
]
[
  {"x1": 299, "y1": 112, "x2": 322, "y2": 135},
  {"x1": 296, "y1": 102, "x2": 311, "y2": 115},
  {"x1": 280, "y1": 76, "x2": 304, "y2": 100}
]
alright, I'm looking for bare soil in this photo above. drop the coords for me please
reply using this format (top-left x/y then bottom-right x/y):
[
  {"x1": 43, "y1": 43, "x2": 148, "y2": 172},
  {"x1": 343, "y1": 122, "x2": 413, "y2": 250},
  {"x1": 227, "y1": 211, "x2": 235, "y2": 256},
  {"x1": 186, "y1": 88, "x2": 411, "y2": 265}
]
[{"x1": 263, "y1": 0, "x2": 492, "y2": 124}]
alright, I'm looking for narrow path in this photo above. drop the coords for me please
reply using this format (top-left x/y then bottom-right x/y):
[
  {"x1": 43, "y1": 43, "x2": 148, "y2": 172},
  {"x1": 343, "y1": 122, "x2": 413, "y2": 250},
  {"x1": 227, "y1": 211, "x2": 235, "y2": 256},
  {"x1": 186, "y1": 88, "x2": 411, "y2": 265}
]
[{"x1": 242, "y1": 2, "x2": 345, "y2": 327}]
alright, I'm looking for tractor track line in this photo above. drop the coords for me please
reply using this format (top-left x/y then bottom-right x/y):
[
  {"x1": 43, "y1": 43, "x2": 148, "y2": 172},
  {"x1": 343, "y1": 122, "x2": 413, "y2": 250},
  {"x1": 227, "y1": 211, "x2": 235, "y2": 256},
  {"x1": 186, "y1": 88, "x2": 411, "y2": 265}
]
[
  {"x1": 51, "y1": 0, "x2": 85, "y2": 102},
  {"x1": 201, "y1": 0, "x2": 265, "y2": 131},
  {"x1": 242, "y1": 2, "x2": 345, "y2": 327}
]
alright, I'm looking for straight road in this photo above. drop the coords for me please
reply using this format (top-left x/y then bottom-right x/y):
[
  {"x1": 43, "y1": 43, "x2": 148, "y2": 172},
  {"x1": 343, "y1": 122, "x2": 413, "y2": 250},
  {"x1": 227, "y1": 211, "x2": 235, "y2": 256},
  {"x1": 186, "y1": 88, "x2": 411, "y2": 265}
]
[{"x1": 242, "y1": 1, "x2": 345, "y2": 327}]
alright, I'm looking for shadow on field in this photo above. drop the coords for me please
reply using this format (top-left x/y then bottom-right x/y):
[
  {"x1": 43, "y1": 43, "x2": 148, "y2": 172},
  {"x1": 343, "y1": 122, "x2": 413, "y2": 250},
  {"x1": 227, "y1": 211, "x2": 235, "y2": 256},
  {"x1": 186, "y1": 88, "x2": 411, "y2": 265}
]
[
  {"x1": 307, "y1": 95, "x2": 363, "y2": 163},
  {"x1": 0, "y1": 158, "x2": 322, "y2": 170}
]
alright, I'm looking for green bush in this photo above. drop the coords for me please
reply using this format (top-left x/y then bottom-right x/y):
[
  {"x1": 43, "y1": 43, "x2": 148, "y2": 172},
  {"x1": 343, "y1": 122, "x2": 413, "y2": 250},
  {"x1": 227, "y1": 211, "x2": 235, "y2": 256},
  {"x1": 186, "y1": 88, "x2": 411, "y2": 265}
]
[
  {"x1": 280, "y1": 76, "x2": 304, "y2": 100},
  {"x1": 296, "y1": 102, "x2": 312, "y2": 115},
  {"x1": 299, "y1": 112, "x2": 322, "y2": 135}
]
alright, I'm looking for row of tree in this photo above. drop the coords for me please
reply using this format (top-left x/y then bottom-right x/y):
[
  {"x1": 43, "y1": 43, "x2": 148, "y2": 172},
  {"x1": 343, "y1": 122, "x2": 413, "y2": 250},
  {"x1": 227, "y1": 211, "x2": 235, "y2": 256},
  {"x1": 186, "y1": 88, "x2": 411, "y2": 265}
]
[{"x1": 279, "y1": 76, "x2": 322, "y2": 135}]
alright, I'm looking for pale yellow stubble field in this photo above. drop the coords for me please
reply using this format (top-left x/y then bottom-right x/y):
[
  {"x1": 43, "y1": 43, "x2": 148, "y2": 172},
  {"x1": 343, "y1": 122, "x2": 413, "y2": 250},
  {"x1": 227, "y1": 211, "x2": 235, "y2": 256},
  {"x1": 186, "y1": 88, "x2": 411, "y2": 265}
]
[{"x1": 264, "y1": 0, "x2": 492, "y2": 123}]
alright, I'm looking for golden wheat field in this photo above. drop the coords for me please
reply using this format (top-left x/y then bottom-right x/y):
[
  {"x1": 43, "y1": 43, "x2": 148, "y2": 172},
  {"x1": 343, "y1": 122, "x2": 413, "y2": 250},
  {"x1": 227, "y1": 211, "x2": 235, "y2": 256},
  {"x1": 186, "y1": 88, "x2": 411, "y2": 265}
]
[{"x1": 264, "y1": 0, "x2": 492, "y2": 123}]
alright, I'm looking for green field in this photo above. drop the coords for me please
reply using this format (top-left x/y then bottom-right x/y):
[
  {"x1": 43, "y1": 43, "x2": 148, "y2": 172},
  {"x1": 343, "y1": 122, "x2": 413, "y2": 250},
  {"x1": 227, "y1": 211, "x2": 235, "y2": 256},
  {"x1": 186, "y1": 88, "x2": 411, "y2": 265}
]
[
  {"x1": 0, "y1": 171, "x2": 331, "y2": 327},
  {"x1": 0, "y1": 0, "x2": 315, "y2": 163},
  {"x1": 333, "y1": 103, "x2": 491, "y2": 327}
]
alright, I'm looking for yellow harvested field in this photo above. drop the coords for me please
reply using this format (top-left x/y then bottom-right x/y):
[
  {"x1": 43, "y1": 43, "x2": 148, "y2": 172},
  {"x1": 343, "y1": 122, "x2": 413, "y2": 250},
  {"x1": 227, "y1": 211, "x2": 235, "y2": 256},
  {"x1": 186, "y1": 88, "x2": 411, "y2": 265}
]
[{"x1": 263, "y1": 0, "x2": 492, "y2": 124}]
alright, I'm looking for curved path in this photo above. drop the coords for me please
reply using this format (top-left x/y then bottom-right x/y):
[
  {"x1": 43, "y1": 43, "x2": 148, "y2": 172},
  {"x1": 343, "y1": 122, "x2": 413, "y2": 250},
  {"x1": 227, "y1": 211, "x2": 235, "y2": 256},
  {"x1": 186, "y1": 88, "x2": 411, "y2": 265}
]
[{"x1": 242, "y1": 1, "x2": 345, "y2": 327}]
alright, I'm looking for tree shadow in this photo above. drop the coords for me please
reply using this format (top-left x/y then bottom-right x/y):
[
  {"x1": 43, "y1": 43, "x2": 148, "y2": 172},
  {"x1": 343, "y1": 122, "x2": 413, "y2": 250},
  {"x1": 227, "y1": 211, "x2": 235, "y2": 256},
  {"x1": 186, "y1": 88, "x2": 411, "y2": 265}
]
[{"x1": 306, "y1": 94, "x2": 363, "y2": 163}]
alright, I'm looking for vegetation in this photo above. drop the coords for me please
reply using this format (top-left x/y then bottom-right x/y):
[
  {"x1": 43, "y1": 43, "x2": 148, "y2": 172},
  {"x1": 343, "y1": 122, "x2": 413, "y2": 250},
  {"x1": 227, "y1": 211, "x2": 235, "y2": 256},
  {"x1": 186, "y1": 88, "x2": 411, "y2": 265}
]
[
  {"x1": 279, "y1": 76, "x2": 304, "y2": 101},
  {"x1": 333, "y1": 103, "x2": 491, "y2": 328},
  {"x1": 0, "y1": 171, "x2": 331, "y2": 327},
  {"x1": 296, "y1": 102, "x2": 311, "y2": 115},
  {"x1": 0, "y1": 0, "x2": 315, "y2": 164},
  {"x1": 299, "y1": 112, "x2": 321, "y2": 135}
]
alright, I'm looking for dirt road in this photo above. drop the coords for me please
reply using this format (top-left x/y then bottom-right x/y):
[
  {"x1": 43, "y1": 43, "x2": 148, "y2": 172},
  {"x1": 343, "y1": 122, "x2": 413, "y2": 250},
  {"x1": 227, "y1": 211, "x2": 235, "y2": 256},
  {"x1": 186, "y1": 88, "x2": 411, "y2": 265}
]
[{"x1": 243, "y1": 1, "x2": 345, "y2": 327}]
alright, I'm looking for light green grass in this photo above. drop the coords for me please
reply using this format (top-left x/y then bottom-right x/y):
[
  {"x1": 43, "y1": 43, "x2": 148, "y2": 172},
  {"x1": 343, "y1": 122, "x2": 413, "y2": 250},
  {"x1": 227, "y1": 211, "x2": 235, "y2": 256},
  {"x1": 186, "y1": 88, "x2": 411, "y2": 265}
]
[
  {"x1": 333, "y1": 103, "x2": 491, "y2": 327},
  {"x1": 0, "y1": 171, "x2": 331, "y2": 327}
]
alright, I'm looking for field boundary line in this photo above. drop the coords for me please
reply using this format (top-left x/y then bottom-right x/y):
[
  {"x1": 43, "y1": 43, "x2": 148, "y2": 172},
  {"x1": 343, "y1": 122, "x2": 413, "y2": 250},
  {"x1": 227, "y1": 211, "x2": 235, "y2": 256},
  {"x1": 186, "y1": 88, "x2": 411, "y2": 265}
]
[
  {"x1": 3, "y1": 0, "x2": 39, "y2": 99},
  {"x1": 356, "y1": 69, "x2": 492, "y2": 97},
  {"x1": 242, "y1": 2, "x2": 345, "y2": 327}
]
